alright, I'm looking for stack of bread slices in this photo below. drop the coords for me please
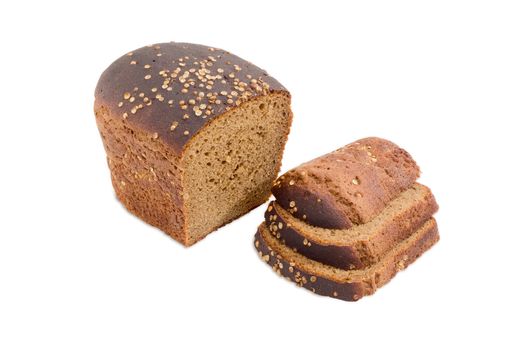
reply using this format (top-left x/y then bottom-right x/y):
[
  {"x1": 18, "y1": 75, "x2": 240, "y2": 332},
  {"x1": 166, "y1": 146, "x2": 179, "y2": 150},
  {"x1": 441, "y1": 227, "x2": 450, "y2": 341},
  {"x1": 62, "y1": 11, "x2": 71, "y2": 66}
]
[{"x1": 254, "y1": 137, "x2": 439, "y2": 301}]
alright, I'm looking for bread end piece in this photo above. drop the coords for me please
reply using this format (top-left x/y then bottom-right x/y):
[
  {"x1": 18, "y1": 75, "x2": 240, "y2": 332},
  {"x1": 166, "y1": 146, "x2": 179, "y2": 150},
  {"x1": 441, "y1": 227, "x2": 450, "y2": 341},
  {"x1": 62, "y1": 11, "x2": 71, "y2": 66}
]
[{"x1": 272, "y1": 137, "x2": 420, "y2": 229}]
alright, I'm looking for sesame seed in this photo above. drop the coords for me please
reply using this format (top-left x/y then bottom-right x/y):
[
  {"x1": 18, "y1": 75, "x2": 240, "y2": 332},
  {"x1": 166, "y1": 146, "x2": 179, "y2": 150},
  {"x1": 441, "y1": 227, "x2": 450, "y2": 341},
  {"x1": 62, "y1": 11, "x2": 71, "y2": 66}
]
[
  {"x1": 130, "y1": 60, "x2": 137, "y2": 65},
  {"x1": 278, "y1": 222, "x2": 283, "y2": 229},
  {"x1": 123, "y1": 92, "x2": 131, "y2": 100},
  {"x1": 118, "y1": 102, "x2": 123, "y2": 107},
  {"x1": 122, "y1": 113, "x2": 128, "y2": 119},
  {"x1": 144, "y1": 64, "x2": 151, "y2": 69},
  {"x1": 170, "y1": 121, "x2": 179, "y2": 131},
  {"x1": 310, "y1": 276, "x2": 317, "y2": 283},
  {"x1": 153, "y1": 132, "x2": 158, "y2": 139},
  {"x1": 352, "y1": 177, "x2": 360, "y2": 185},
  {"x1": 289, "y1": 201, "x2": 296, "y2": 208},
  {"x1": 183, "y1": 130, "x2": 189, "y2": 135},
  {"x1": 289, "y1": 180, "x2": 295, "y2": 185},
  {"x1": 144, "y1": 74, "x2": 151, "y2": 80},
  {"x1": 129, "y1": 96, "x2": 135, "y2": 102}
]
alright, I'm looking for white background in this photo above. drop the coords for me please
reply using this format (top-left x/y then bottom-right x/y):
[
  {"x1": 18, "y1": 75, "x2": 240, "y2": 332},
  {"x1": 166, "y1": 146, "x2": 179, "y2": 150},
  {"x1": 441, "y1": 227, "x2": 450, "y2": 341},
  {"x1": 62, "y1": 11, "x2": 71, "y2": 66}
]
[{"x1": 1, "y1": 1, "x2": 507, "y2": 349}]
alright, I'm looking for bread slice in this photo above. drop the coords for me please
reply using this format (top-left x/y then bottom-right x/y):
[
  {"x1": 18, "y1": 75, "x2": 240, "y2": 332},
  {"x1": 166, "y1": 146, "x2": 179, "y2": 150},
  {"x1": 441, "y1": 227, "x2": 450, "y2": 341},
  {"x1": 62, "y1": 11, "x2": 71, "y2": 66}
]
[
  {"x1": 265, "y1": 183, "x2": 438, "y2": 269},
  {"x1": 271, "y1": 137, "x2": 419, "y2": 229},
  {"x1": 255, "y1": 218, "x2": 439, "y2": 301},
  {"x1": 95, "y1": 42, "x2": 293, "y2": 246}
]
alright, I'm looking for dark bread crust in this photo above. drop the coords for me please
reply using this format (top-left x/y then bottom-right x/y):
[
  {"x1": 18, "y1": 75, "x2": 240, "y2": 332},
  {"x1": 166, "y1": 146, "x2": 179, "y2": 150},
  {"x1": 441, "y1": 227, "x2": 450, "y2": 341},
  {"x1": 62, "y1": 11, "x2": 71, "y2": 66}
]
[
  {"x1": 265, "y1": 184, "x2": 439, "y2": 269},
  {"x1": 95, "y1": 42, "x2": 288, "y2": 154},
  {"x1": 254, "y1": 219, "x2": 439, "y2": 301},
  {"x1": 271, "y1": 137, "x2": 420, "y2": 229},
  {"x1": 271, "y1": 181, "x2": 353, "y2": 229}
]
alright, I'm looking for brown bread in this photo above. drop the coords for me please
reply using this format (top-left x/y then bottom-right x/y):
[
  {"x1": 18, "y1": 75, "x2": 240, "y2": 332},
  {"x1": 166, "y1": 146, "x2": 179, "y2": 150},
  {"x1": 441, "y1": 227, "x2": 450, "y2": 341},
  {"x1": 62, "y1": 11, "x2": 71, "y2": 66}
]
[
  {"x1": 95, "y1": 42, "x2": 292, "y2": 245},
  {"x1": 254, "y1": 218, "x2": 439, "y2": 301},
  {"x1": 265, "y1": 183, "x2": 438, "y2": 269},
  {"x1": 271, "y1": 137, "x2": 420, "y2": 229}
]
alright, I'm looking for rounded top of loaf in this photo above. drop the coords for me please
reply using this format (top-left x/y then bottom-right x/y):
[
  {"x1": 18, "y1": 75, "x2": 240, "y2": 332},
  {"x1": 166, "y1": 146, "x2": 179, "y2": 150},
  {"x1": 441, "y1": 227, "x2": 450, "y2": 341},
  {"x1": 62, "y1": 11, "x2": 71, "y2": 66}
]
[
  {"x1": 94, "y1": 42, "x2": 288, "y2": 153},
  {"x1": 271, "y1": 137, "x2": 421, "y2": 229}
]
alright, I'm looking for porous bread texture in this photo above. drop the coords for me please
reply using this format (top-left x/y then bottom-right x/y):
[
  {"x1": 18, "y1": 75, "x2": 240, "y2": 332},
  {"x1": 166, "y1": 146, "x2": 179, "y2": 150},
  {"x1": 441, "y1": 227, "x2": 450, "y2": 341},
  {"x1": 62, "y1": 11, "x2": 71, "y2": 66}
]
[
  {"x1": 265, "y1": 183, "x2": 438, "y2": 269},
  {"x1": 96, "y1": 93, "x2": 292, "y2": 245},
  {"x1": 255, "y1": 218, "x2": 439, "y2": 301},
  {"x1": 271, "y1": 137, "x2": 420, "y2": 229},
  {"x1": 182, "y1": 94, "x2": 291, "y2": 244}
]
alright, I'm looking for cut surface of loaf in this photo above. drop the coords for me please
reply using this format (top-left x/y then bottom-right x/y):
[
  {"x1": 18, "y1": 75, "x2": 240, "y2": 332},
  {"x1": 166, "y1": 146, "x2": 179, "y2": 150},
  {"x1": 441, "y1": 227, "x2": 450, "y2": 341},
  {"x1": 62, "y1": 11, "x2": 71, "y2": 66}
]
[
  {"x1": 95, "y1": 42, "x2": 292, "y2": 245},
  {"x1": 255, "y1": 218, "x2": 439, "y2": 301},
  {"x1": 265, "y1": 183, "x2": 438, "y2": 269},
  {"x1": 271, "y1": 137, "x2": 420, "y2": 229}
]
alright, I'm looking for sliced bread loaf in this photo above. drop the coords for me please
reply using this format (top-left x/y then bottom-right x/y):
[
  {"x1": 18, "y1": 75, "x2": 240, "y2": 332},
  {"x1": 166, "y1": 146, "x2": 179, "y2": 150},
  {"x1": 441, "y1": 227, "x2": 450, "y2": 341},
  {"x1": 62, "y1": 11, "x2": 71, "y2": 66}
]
[
  {"x1": 271, "y1": 137, "x2": 420, "y2": 229},
  {"x1": 255, "y1": 218, "x2": 439, "y2": 301},
  {"x1": 265, "y1": 183, "x2": 438, "y2": 269},
  {"x1": 95, "y1": 42, "x2": 293, "y2": 245}
]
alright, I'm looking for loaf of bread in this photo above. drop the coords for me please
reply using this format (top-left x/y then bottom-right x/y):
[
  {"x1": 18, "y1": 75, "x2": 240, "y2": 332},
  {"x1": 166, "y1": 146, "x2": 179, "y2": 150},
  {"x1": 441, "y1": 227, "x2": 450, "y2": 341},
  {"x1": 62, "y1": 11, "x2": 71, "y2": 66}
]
[
  {"x1": 271, "y1": 137, "x2": 420, "y2": 229},
  {"x1": 95, "y1": 42, "x2": 293, "y2": 245},
  {"x1": 255, "y1": 137, "x2": 439, "y2": 301}
]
